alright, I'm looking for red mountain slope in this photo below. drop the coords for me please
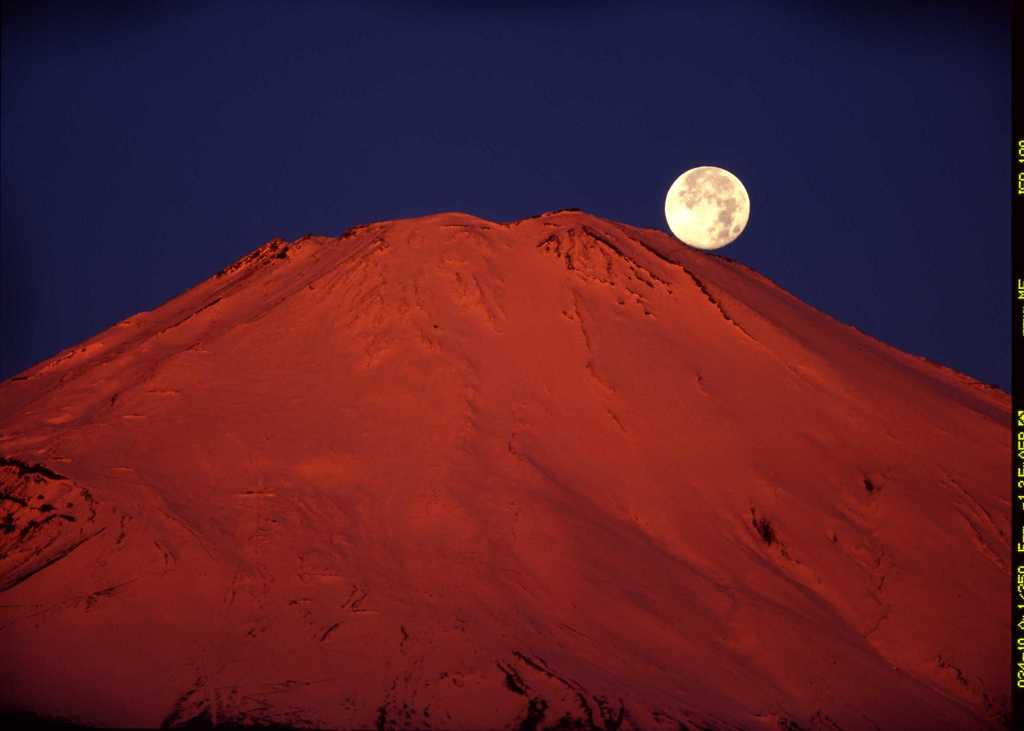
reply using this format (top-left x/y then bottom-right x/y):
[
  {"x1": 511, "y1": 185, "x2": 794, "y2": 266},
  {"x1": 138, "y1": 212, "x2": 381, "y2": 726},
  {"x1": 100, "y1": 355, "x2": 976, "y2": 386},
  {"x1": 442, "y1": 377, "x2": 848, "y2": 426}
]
[{"x1": 0, "y1": 210, "x2": 1010, "y2": 730}]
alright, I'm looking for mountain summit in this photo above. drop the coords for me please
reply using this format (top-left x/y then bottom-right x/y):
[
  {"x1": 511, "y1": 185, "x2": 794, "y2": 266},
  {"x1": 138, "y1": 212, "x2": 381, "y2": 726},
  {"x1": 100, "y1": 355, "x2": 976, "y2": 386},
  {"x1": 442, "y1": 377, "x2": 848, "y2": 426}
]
[{"x1": 0, "y1": 211, "x2": 1009, "y2": 729}]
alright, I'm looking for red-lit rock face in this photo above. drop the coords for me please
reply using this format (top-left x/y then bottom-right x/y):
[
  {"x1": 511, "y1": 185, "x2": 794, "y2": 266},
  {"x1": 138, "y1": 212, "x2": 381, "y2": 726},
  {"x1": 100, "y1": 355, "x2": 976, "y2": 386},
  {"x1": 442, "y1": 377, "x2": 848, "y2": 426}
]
[{"x1": 0, "y1": 211, "x2": 1009, "y2": 729}]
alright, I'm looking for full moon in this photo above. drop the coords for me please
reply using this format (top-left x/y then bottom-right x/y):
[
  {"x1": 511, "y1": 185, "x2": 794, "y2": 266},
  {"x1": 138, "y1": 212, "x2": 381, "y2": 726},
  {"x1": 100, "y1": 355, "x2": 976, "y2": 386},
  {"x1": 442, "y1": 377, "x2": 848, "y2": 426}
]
[{"x1": 664, "y1": 166, "x2": 750, "y2": 250}]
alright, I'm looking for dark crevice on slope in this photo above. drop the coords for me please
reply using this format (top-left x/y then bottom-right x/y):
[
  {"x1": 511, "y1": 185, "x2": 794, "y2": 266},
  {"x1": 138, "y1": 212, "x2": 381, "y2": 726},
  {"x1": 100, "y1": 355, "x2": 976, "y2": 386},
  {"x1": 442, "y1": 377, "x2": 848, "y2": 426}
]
[
  {"x1": 565, "y1": 224, "x2": 759, "y2": 343},
  {"x1": 509, "y1": 651, "x2": 629, "y2": 731},
  {"x1": 681, "y1": 270, "x2": 758, "y2": 341},
  {"x1": 579, "y1": 226, "x2": 671, "y2": 287},
  {"x1": 537, "y1": 227, "x2": 670, "y2": 321},
  {"x1": 319, "y1": 622, "x2": 340, "y2": 642},
  {"x1": 0, "y1": 457, "x2": 67, "y2": 481},
  {"x1": 613, "y1": 229, "x2": 690, "y2": 270},
  {"x1": 750, "y1": 508, "x2": 775, "y2": 545},
  {"x1": 519, "y1": 698, "x2": 548, "y2": 731},
  {"x1": 498, "y1": 661, "x2": 529, "y2": 695},
  {"x1": 593, "y1": 696, "x2": 626, "y2": 731},
  {"x1": 0, "y1": 527, "x2": 106, "y2": 593}
]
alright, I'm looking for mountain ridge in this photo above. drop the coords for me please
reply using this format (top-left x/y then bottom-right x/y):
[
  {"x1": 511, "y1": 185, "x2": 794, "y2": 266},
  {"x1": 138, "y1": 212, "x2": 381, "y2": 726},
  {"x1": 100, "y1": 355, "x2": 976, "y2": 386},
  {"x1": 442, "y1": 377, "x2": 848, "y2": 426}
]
[{"x1": 8, "y1": 209, "x2": 1006, "y2": 402}]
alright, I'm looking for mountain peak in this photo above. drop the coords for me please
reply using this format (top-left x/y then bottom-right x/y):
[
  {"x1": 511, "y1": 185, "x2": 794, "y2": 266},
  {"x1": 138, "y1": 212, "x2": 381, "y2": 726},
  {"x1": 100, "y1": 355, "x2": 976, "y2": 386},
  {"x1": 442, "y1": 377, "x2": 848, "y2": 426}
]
[{"x1": 0, "y1": 211, "x2": 1008, "y2": 729}]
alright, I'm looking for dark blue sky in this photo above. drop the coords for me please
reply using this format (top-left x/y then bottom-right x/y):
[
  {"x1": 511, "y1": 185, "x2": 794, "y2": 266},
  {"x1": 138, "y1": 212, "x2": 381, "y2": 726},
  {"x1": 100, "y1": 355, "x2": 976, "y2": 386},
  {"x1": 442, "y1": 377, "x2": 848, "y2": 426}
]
[{"x1": 1, "y1": 1, "x2": 1011, "y2": 387}]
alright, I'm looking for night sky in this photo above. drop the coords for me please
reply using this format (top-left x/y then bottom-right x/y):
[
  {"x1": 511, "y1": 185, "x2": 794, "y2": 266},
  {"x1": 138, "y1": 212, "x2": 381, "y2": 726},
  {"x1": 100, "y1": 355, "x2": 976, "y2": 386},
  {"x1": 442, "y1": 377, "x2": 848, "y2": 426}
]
[{"x1": 1, "y1": 1, "x2": 1011, "y2": 387}]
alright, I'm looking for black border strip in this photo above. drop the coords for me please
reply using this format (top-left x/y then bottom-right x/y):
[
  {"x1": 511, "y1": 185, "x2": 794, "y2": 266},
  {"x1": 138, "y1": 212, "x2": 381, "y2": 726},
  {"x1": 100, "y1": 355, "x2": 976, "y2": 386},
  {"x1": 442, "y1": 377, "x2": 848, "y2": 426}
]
[{"x1": 1012, "y1": 0, "x2": 1024, "y2": 722}]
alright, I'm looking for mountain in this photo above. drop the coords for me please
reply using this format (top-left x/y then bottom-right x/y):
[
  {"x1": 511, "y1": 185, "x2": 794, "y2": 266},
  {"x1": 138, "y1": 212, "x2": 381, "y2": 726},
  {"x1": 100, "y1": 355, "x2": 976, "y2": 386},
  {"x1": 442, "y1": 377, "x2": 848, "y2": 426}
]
[{"x1": 0, "y1": 210, "x2": 1009, "y2": 730}]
